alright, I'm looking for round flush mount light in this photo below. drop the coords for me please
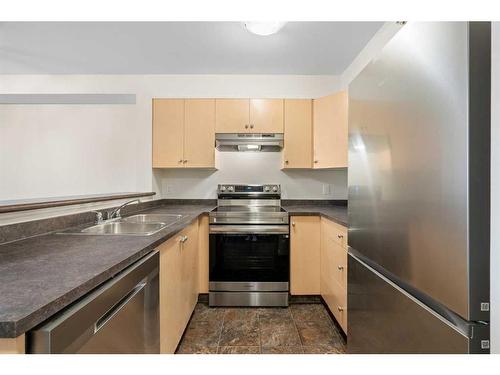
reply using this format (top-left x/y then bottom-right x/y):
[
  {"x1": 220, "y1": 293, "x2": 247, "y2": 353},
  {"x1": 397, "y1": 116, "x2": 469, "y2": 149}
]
[{"x1": 244, "y1": 22, "x2": 287, "y2": 36}]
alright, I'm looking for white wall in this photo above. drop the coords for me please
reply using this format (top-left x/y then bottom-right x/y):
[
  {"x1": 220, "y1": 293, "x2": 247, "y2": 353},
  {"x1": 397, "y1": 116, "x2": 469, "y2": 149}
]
[
  {"x1": 491, "y1": 22, "x2": 500, "y2": 354},
  {"x1": 154, "y1": 151, "x2": 347, "y2": 199},
  {"x1": 0, "y1": 74, "x2": 341, "y2": 201}
]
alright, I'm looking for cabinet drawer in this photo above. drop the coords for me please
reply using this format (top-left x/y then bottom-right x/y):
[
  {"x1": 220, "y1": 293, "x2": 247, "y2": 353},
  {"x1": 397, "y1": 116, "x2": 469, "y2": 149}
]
[
  {"x1": 322, "y1": 238, "x2": 347, "y2": 290},
  {"x1": 322, "y1": 278, "x2": 347, "y2": 333},
  {"x1": 321, "y1": 218, "x2": 347, "y2": 249}
]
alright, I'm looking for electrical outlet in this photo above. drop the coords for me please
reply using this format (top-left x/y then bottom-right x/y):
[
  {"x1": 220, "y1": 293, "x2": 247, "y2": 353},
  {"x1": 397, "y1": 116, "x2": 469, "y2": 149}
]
[
  {"x1": 322, "y1": 184, "x2": 332, "y2": 196},
  {"x1": 162, "y1": 182, "x2": 174, "y2": 196}
]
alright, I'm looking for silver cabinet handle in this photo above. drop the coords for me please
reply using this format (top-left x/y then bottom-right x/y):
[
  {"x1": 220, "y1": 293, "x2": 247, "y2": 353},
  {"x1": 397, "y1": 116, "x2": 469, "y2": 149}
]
[
  {"x1": 338, "y1": 265, "x2": 344, "y2": 270},
  {"x1": 94, "y1": 281, "x2": 147, "y2": 334},
  {"x1": 337, "y1": 306, "x2": 344, "y2": 312}
]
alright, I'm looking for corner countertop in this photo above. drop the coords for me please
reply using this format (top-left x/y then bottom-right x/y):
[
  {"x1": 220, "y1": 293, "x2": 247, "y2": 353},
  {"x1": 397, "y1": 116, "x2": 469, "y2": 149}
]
[
  {"x1": 0, "y1": 200, "x2": 347, "y2": 339},
  {"x1": 282, "y1": 201, "x2": 348, "y2": 227},
  {"x1": 0, "y1": 203, "x2": 215, "y2": 338}
]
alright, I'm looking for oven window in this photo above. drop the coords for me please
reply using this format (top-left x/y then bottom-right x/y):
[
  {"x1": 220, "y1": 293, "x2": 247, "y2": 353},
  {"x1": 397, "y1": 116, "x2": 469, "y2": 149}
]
[{"x1": 209, "y1": 233, "x2": 289, "y2": 282}]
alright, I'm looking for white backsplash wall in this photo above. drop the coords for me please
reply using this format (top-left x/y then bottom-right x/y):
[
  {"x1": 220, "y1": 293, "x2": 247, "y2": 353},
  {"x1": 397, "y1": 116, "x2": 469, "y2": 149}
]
[{"x1": 153, "y1": 150, "x2": 347, "y2": 199}]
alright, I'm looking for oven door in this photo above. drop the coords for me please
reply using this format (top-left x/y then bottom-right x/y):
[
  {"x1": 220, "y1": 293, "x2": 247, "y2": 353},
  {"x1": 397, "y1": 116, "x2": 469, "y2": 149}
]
[{"x1": 209, "y1": 225, "x2": 289, "y2": 291}]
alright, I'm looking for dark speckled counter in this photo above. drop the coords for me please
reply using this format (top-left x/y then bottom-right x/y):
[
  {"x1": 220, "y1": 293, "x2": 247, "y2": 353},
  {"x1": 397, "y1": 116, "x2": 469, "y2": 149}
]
[
  {"x1": 0, "y1": 200, "x2": 347, "y2": 339},
  {"x1": 282, "y1": 202, "x2": 348, "y2": 227},
  {"x1": 0, "y1": 203, "x2": 215, "y2": 338}
]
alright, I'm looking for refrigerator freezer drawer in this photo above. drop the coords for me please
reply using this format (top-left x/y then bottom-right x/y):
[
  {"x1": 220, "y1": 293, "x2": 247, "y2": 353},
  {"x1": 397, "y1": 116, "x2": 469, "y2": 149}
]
[{"x1": 347, "y1": 252, "x2": 489, "y2": 354}]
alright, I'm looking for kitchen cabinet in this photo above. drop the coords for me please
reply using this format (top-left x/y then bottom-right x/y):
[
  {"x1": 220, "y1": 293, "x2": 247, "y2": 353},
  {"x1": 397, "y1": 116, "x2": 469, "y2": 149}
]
[
  {"x1": 0, "y1": 336, "x2": 25, "y2": 354},
  {"x1": 290, "y1": 216, "x2": 321, "y2": 295},
  {"x1": 312, "y1": 91, "x2": 348, "y2": 169},
  {"x1": 282, "y1": 99, "x2": 313, "y2": 169},
  {"x1": 215, "y1": 99, "x2": 284, "y2": 134},
  {"x1": 184, "y1": 99, "x2": 216, "y2": 168},
  {"x1": 159, "y1": 219, "x2": 199, "y2": 354},
  {"x1": 320, "y1": 217, "x2": 348, "y2": 333},
  {"x1": 152, "y1": 99, "x2": 184, "y2": 168},
  {"x1": 198, "y1": 214, "x2": 209, "y2": 293},
  {"x1": 153, "y1": 99, "x2": 216, "y2": 169}
]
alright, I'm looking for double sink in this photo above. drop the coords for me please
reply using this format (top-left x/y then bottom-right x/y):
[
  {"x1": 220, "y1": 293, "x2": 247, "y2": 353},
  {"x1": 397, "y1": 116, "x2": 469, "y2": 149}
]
[{"x1": 61, "y1": 214, "x2": 186, "y2": 236}]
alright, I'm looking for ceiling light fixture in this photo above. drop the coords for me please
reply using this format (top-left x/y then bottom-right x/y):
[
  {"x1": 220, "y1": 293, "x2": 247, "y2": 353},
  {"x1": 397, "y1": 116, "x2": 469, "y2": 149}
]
[{"x1": 244, "y1": 22, "x2": 287, "y2": 36}]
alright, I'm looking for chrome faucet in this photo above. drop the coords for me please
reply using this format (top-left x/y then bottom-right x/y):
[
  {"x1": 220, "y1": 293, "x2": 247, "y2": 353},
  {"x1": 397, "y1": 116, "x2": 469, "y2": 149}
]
[{"x1": 108, "y1": 199, "x2": 140, "y2": 220}]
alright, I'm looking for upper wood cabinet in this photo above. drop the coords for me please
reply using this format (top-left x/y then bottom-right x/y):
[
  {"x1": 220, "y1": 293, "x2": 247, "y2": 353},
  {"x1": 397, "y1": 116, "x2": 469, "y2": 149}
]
[
  {"x1": 290, "y1": 215, "x2": 321, "y2": 295},
  {"x1": 250, "y1": 99, "x2": 284, "y2": 133},
  {"x1": 152, "y1": 99, "x2": 184, "y2": 168},
  {"x1": 312, "y1": 91, "x2": 348, "y2": 169},
  {"x1": 282, "y1": 99, "x2": 313, "y2": 169},
  {"x1": 215, "y1": 99, "x2": 283, "y2": 133},
  {"x1": 153, "y1": 99, "x2": 215, "y2": 169},
  {"x1": 184, "y1": 99, "x2": 216, "y2": 168},
  {"x1": 215, "y1": 99, "x2": 249, "y2": 133}
]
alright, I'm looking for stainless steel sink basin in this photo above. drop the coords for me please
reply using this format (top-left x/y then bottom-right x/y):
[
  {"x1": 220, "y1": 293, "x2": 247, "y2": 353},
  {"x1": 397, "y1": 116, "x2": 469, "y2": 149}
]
[
  {"x1": 122, "y1": 214, "x2": 184, "y2": 225},
  {"x1": 80, "y1": 221, "x2": 166, "y2": 236},
  {"x1": 57, "y1": 213, "x2": 187, "y2": 236}
]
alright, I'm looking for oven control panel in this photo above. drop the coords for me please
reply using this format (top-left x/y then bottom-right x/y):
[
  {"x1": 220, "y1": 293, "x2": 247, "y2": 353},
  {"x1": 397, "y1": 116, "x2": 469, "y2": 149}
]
[{"x1": 217, "y1": 184, "x2": 280, "y2": 194}]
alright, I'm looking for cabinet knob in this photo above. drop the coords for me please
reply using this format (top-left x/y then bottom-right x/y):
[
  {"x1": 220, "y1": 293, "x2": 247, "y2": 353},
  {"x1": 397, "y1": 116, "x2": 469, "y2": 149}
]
[
  {"x1": 180, "y1": 235, "x2": 188, "y2": 243},
  {"x1": 292, "y1": 222, "x2": 296, "y2": 226},
  {"x1": 178, "y1": 159, "x2": 183, "y2": 163},
  {"x1": 250, "y1": 124, "x2": 254, "y2": 129},
  {"x1": 337, "y1": 306, "x2": 344, "y2": 312},
  {"x1": 338, "y1": 265, "x2": 344, "y2": 270},
  {"x1": 245, "y1": 124, "x2": 249, "y2": 129},
  {"x1": 314, "y1": 160, "x2": 319, "y2": 164},
  {"x1": 183, "y1": 159, "x2": 188, "y2": 163},
  {"x1": 337, "y1": 234, "x2": 344, "y2": 239},
  {"x1": 285, "y1": 160, "x2": 289, "y2": 164}
]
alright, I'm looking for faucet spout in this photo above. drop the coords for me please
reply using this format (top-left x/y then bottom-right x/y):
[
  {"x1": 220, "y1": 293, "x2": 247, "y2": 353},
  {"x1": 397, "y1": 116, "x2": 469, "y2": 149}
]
[{"x1": 108, "y1": 199, "x2": 140, "y2": 220}]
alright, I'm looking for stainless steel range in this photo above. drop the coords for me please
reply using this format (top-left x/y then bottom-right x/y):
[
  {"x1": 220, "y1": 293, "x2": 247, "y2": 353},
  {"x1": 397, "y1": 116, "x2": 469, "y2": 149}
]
[{"x1": 208, "y1": 184, "x2": 289, "y2": 307}]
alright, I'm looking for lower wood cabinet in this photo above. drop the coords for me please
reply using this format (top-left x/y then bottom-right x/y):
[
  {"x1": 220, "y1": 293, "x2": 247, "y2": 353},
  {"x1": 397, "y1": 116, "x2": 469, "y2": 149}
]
[
  {"x1": 289, "y1": 214, "x2": 348, "y2": 333},
  {"x1": 159, "y1": 219, "x2": 199, "y2": 354},
  {"x1": 320, "y1": 218, "x2": 348, "y2": 333},
  {"x1": 290, "y1": 216, "x2": 321, "y2": 295}
]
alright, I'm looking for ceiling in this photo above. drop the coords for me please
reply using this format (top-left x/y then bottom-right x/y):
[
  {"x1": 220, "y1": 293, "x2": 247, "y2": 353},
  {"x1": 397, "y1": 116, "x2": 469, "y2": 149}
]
[{"x1": 0, "y1": 22, "x2": 383, "y2": 75}]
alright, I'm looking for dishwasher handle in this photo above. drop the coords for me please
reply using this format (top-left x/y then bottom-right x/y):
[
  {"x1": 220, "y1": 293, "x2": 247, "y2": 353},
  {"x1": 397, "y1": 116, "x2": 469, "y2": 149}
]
[{"x1": 94, "y1": 281, "x2": 147, "y2": 334}]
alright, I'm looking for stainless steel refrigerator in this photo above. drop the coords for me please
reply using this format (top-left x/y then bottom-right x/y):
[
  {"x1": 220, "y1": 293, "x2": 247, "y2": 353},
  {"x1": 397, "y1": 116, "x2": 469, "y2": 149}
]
[{"x1": 347, "y1": 22, "x2": 490, "y2": 354}]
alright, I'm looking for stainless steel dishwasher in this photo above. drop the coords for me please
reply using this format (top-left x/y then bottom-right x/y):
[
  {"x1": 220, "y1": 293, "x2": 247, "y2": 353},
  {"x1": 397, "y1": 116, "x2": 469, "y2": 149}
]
[{"x1": 28, "y1": 250, "x2": 159, "y2": 354}]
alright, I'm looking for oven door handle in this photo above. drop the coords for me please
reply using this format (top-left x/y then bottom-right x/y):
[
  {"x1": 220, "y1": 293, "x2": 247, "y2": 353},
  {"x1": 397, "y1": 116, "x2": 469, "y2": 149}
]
[{"x1": 209, "y1": 225, "x2": 289, "y2": 234}]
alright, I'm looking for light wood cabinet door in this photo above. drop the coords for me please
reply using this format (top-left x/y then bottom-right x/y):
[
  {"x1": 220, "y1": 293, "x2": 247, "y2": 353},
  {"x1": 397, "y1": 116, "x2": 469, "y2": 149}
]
[
  {"x1": 215, "y1": 99, "x2": 249, "y2": 133},
  {"x1": 290, "y1": 215, "x2": 321, "y2": 295},
  {"x1": 282, "y1": 99, "x2": 312, "y2": 168},
  {"x1": 249, "y1": 99, "x2": 284, "y2": 133},
  {"x1": 152, "y1": 99, "x2": 185, "y2": 168},
  {"x1": 159, "y1": 220, "x2": 199, "y2": 354},
  {"x1": 184, "y1": 99, "x2": 216, "y2": 168},
  {"x1": 312, "y1": 91, "x2": 348, "y2": 169}
]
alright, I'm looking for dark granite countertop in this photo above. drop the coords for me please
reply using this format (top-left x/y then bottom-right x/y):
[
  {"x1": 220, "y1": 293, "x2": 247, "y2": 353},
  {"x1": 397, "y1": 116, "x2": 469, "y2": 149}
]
[
  {"x1": 0, "y1": 203, "x2": 215, "y2": 338},
  {"x1": 282, "y1": 202, "x2": 348, "y2": 227},
  {"x1": 0, "y1": 199, "x2": 347, "y2": 339}
]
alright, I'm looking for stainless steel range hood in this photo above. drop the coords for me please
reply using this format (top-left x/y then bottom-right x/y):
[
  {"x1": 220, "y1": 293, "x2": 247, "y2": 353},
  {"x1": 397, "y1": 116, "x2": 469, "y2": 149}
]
[{"x1": 215, "y1": 133, "x2": 284, "y2": 152}]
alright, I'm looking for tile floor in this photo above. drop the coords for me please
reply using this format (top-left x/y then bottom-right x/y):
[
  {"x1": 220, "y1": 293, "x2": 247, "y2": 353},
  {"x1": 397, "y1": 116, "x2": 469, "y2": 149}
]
[{"x1": 175, "y1": 303, "x2": 347, "y2": 354}]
